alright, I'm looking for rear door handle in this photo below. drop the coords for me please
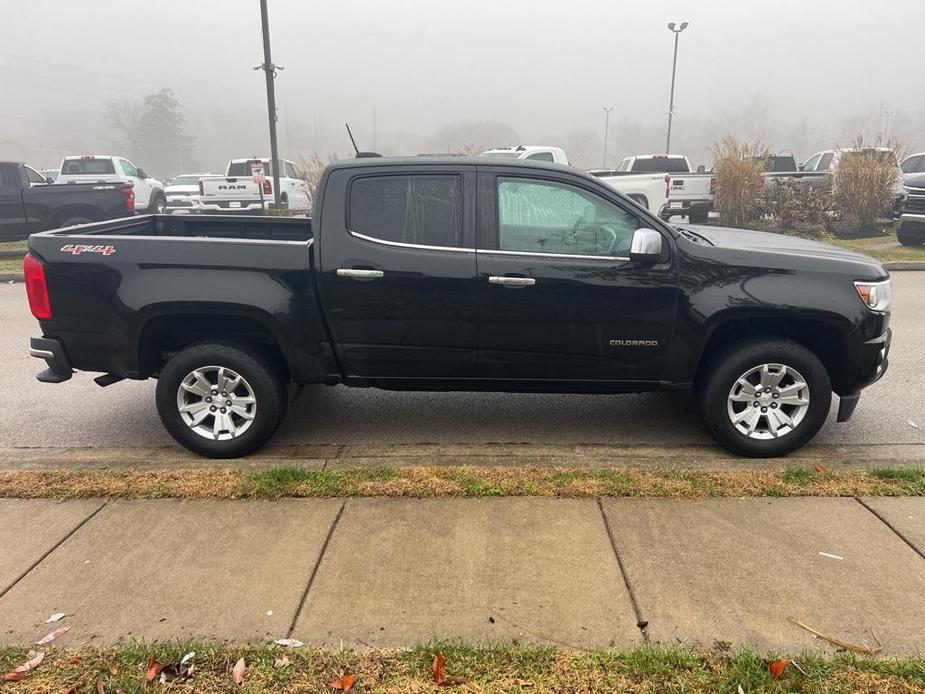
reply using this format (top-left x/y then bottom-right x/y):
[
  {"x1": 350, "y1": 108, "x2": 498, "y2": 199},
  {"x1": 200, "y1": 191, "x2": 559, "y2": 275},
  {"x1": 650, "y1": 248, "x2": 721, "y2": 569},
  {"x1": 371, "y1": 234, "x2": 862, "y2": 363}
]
[
  {"x1": 337, "y1": 268, "x2": 384, "y2": 279},
  {"x1": 488, "y1": 276, "x2": 535, "y2": 287}
]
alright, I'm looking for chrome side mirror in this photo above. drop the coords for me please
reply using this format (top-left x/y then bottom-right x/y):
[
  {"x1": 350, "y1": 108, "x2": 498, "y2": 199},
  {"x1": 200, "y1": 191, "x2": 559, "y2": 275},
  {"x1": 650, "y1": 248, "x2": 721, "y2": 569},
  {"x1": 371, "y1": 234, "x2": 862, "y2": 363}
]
[{"x1": 630, "y1": 228, "x2": 663, "y2": 264}]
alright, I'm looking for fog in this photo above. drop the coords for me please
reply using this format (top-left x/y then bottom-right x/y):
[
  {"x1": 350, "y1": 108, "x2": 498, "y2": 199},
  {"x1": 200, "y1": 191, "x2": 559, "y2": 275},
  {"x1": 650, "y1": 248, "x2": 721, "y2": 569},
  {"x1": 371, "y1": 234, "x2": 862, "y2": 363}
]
[{"x1": 2, "y1": 0, "x2": 923, "y2": 174}]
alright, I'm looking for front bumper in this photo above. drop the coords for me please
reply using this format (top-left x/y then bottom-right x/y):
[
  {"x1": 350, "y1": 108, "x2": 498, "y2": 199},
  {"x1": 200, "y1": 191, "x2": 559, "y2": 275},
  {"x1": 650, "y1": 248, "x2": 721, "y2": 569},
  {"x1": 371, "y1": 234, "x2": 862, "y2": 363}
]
[
  {"x1": 30, "y1": 337, "x2": 73, "y2": 383},
  {"x1": 837, "y1": 327, "x2": 891, "y2": 422},
  {"x1": 166, "y1": 197, "x2": 203, "y2": 214}
]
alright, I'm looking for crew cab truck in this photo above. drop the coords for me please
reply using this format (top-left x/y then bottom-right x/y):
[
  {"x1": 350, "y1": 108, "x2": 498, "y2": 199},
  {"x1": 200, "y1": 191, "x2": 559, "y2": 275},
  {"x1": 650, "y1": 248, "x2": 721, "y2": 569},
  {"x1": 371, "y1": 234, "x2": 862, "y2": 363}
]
[
  {"x1": 57, "y1": 155, "x2": 165, "y2": 214},
  {"x1": 614, "y1": 154, "x2": 713, "y2": 224},
  {"x1": 199, "y1": 159, "x2": 311, "y2": 213},
  {"x1": 25, "y1": 157, "x2": 891, "y2": 459},
  {"x1": 0, "y1": 161, "x2": 135, "y2": 242}
]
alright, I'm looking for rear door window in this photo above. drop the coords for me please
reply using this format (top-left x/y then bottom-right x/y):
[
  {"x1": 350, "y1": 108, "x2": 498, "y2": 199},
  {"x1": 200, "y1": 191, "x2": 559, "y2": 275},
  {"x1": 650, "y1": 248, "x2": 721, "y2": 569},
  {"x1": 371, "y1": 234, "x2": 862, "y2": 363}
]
[
  {"x1": 818, "y1": 152, "x2": 834, "y2": 170},
  {"x1": 349, "y1": 174, "x2": 463, "y2": 248}
]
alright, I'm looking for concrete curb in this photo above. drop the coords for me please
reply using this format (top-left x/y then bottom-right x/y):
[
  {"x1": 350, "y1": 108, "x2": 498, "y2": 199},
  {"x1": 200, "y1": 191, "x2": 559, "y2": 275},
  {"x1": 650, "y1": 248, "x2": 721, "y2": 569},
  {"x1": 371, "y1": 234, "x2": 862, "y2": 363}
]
[
  {"x1": 884, "y1": 261, "x2": 925, "y2": 271},
  {"x1": 0, "y1": 274, "x2": 22, "y2": 283},
  {"x1": 0, "y1": 250, "x2": 26, "y2": 260}
]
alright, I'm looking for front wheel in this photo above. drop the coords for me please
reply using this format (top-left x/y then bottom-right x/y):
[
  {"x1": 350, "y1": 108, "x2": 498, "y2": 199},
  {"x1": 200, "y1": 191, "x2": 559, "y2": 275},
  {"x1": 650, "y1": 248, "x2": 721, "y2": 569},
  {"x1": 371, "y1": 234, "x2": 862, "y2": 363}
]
[
  {"x1": 148, "y1": 195, "x2": 167, "y2": 215},
  {"x1": 156, "y1": 343, "x2": 287, "y2": 458},
  {"x1": 897, "y1": 229, "x2": 924, "y2": 246},
  {"x1": 699, "y1": 339, "x2": 831, "y2": 457}
]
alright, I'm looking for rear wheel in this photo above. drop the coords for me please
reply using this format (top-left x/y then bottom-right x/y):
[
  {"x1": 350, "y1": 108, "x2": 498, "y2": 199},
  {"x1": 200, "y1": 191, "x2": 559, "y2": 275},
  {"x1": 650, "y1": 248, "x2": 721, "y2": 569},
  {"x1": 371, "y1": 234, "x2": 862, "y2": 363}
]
[
  {"x1": 699, "y1": 339, "x2": 831, "y2": 457},
  {"x1": 148, "y1": 195, "x2": 167, "y2": 215},
  {"x1": 156, "y1": 343, "x2": 287, "y2": 458},
  {"x1": 688, "y1": 210, "x2": 709, "y2": 224},
  {"x1": 897, "y1": 229, "x2": 924, "y2": 246}
]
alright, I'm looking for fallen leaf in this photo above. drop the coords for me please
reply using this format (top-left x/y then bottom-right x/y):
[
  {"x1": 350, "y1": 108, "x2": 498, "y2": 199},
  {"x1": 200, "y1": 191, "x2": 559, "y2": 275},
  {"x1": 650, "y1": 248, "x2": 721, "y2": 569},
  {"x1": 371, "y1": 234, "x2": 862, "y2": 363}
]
[
  {"x1": 767, "y1": 658, "x2": 791, "y2": 680},
  {"x1": 433, "y1": 652, "x2": 447, "y2": 685},
  {"x1": 180, "y1": 651, "x2": 195, "y2": 665},
  {"x1": 96, "y1": 676, "x2": 106, "y2": 694},
  {"x1": 273, "y1": 638, "x2": 304, "y2": 647},
  {"x1": 813, "y1": 464, "x2": 829, "y2": 475},
  {"x1": 273, "y1": 656, "x2": 291, "y2": 668},
  {"x1": 737, "y1": 686, "x2": 746, "y2": 694},
  {"x1": 63, "y1": 686, "x2": 79, "y2": 694},
  {"x1": 35, "y1": 625, "x2": 71, "y2": 644},
  {"x1": 232, "y1": 657, "x2": 246, "y2": 685},
  {"x1": 109, "y1": 664, "x2": 118, "y2": 676},
  {"x1": 145, "y1": 657, "x2": 162, "y2": 683},
  {"x1": 46, "y1": 612, "x2": 66, "y2": 623},
  {"x1": 67, "y1": 654, "x2": 81, "y2": 665},
  {"x1": 159, "y1": 660, "x2": 194, "y2": 684},
  {"x1": 329, "y1": 673, "x2": 357, "y2": 690},
  {"x1": 3, "y1": 651, "x2": 44, "y2": 681}
]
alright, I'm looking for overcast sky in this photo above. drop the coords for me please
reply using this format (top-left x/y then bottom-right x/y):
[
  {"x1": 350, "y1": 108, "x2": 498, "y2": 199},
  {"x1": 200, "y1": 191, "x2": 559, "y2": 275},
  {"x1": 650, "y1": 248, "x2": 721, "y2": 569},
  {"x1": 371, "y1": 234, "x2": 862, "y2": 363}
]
[{"x1": 2, "y1": 0, "x2": 922, "y2": 170}]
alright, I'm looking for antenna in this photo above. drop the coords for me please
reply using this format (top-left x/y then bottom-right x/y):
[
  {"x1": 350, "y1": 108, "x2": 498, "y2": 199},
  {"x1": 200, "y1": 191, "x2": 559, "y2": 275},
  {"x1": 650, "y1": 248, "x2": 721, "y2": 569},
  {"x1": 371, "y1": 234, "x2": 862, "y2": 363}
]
[{"x1": 345, "y1": 123, "x2": 360, "y2": 155}]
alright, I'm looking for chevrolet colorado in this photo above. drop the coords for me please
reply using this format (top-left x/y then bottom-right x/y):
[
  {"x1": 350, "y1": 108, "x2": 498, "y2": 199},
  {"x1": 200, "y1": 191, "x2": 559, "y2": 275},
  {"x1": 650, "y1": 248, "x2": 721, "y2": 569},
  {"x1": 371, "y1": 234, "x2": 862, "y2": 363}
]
[
  {"x1": 0, "y1": 161, "x2": 135, "y2": 242},
  {"x1": 25, "y1": 157, "x2": 891, "y2": 458}
]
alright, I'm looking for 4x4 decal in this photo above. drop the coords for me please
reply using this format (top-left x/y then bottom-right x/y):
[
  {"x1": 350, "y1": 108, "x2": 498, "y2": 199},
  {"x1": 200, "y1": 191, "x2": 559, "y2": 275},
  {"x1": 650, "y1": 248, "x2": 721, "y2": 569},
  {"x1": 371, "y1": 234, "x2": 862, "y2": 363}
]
[{"x1": 60, "y1": 244, "x2": 116, "y2": 256}]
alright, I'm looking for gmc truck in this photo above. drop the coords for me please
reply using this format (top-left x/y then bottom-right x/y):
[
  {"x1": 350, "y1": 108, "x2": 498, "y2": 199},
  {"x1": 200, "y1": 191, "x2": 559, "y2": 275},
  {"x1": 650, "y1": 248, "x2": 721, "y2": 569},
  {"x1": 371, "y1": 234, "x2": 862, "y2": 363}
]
[
  {"x1": 25, "y1": 157, "x2": 891, "y2": 459},
  {"x1": 612, "y1": 154, "x2": 714, "y2": 224},
  {"x1": 0, "y1": 161, "x2": 135, "y2": 242}
]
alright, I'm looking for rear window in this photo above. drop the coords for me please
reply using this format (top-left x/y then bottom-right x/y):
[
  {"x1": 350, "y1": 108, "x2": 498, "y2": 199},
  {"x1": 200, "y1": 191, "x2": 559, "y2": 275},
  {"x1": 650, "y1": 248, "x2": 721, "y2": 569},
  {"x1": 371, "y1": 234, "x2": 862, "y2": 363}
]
[
  {"x1": 630, "y1": 157, "x2": 689, "y2": 173},
  {"x1": 227, "y1": 161, "x2": 276, "y2": 177},
  {"x1": 349, "y1": 174, "x2": 462, "y2": 248},
  {"x1": 61, "y1": 159, "x2": 116, "y2": 175}
]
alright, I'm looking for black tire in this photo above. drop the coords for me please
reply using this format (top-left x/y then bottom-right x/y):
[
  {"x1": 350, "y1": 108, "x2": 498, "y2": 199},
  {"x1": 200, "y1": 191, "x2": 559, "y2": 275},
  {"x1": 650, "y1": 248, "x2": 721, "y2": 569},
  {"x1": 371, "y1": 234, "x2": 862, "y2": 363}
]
[
  {"x1": 156, "y1": 342, "x2": 287, "y2": 458},
  {"x1": 147, "y1": 194, "x2": 167, "y2": 215},
  {"x1": 688, "y1": 210, "x2": 709, "y2": 224},
  {"x1": 699, "y1": 339, "x2": 831, "y2": 458},
  {"x1": 897, "y1": 229, "x2": 924, "y2": 246}
]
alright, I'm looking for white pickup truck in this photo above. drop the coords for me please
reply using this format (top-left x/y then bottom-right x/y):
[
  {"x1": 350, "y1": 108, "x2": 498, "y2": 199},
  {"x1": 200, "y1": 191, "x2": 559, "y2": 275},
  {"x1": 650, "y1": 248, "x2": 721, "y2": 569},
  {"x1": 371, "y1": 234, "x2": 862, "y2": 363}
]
[
  {"x1": 612, "y1": 154, "x2": 713, "y2": 223},
  {"x1": 57, "y1": 155, "x2": 166, "y2": 214},
  {"x1": 199, "y1": 158, "x2": 311, "y2": 213},
  {"x1": 482, "y1": 146, "x2": 669, "y2": 217}
]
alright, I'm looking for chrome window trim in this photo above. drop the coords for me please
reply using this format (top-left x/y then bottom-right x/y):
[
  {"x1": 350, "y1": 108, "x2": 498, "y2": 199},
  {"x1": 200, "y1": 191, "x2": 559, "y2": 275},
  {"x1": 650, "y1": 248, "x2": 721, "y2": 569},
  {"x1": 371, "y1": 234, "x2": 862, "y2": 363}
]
[
  {"x1": 348, "y1": 230, "x2": 474, "y2": 254},
  {"x1": 475, "y1": 248, "x2": 630, "y2": 262}
]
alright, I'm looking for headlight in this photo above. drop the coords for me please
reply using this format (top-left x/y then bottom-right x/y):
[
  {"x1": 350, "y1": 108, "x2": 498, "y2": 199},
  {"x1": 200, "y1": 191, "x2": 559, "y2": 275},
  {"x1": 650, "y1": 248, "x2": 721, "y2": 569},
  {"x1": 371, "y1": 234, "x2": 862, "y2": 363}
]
[{"x1": 854, "y1": 279, "x2": 892, "y2": 312}]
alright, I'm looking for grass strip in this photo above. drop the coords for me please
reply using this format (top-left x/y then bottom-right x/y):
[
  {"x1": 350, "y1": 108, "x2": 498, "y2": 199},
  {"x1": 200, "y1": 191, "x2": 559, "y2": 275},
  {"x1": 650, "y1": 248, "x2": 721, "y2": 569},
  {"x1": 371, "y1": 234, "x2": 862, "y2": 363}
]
[
  {"x1": 0, "y1": 258, "x2": 23, "y2": 273},
  {"x1": 0, "y1": 642, "x2": 922, "y2": 693},
  {"x1": 0, "y1": 240, "x2": 27, "y2": 251},
  {"x1": 825, "y1": 232, "x2": 925, "y2": 262},
  {"x1": 0, "y1": 465, "x2": 923, "y2": 500}
]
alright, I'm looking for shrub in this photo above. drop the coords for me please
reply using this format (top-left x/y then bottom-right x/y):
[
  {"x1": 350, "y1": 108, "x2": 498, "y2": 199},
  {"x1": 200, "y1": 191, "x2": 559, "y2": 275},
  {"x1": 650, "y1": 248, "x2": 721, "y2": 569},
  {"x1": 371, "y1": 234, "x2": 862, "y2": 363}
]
[
  {"x1": 830, "y1": 137, "x2": 902, "y2": 229},
  {"x1": 299, "y1": 152, "x2": 338, "y2": 206},
  {"x1": 710, "y1": 135, "x2": 767, "y2": 227},
  {"x1": 758, "y1": 177, "x2": 830, "y2": 239}
]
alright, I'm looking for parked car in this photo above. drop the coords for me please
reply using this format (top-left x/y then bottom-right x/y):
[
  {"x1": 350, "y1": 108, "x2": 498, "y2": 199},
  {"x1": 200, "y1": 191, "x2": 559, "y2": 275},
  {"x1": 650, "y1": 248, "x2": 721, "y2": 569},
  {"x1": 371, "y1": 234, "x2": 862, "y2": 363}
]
[
  {"x1": 165, "y1": 173, "x2": 216, "y2": 214},
  {"x1": 897, "y1": 173, "x2": 925, "y2": 246},
  {"x1": 481, "y1": 145, "x2": 570, "y2": 164},
  {"x1": 901, "y1": 152, "x2": 925, "y2": 183},
  {"x1": 612, "y1": 154, "x2": 712, "y2": 223},
  {"x1": 0, "y1": 161, "x2": 134, "y2": 241},
  {"x1": 26, "y1": 156, "x2": 890, "y2": 460},
  {"x1": 56, "y1": 155, "x2": 166, "y2": 214},
  {"x1": 198, "y1": 159, "x2": 311, "y2": 213}
]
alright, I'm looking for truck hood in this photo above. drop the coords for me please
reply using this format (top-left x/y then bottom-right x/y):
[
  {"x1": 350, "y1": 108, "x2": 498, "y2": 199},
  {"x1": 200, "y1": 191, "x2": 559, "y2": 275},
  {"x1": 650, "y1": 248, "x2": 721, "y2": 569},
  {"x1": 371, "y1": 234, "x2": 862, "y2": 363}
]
[{"x1": 682, "y1": 224, "x2": 887, "y2": 276}]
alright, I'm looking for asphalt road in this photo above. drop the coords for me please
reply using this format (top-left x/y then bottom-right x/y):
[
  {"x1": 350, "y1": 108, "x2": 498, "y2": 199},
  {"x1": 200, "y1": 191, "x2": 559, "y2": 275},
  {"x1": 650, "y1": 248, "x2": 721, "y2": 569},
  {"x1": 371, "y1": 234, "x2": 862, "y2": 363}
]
[{"x1": 1, "y1": 274, "x2": 923, "y2": 449}]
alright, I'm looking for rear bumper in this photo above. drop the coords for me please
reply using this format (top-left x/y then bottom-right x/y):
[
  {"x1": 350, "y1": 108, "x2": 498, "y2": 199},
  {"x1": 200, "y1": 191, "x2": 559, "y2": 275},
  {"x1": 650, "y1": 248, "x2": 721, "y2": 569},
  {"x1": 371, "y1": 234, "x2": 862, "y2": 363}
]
[
  {"x1": 199, "y1": 200, "x2": 267, "y2": 213},
  {"x1": 30, "y1": 337, "x2": 73, "y2": 383},
  {"x1": 660, "y1": 199, "x2": 711, "y2": 219}
]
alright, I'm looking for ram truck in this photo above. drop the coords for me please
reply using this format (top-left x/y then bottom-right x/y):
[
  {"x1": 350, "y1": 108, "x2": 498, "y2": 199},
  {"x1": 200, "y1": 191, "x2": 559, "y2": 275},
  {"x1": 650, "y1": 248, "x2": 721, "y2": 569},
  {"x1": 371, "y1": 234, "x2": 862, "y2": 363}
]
[
  {"x1": 25, "y1": 157, "x2": 891, "y2": 459},
  {"x1": 199, "y1": 158, "x2": 311, "y2": 213},
  {"x1": 0, "y1": 161, "x2": 135, "y2": 242}
]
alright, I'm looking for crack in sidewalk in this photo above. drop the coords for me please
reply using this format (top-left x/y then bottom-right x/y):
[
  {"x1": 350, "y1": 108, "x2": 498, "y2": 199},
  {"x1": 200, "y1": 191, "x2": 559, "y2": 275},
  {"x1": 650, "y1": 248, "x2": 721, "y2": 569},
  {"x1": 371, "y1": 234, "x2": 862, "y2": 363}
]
[
  {"x1": 597, "y1": 498, "x2": 649, "y2": 642},
  {"x1": 286, "y1": 500, "x2": 346, "y2": 637},
  {"x1": 854, "y1": 497, "x2": 925, "y2": 561}
]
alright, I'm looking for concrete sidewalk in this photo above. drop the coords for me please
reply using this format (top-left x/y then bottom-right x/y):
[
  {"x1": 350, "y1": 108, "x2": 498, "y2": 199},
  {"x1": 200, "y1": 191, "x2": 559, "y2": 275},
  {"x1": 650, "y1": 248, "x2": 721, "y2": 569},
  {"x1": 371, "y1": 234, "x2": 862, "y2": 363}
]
[{"x1": 1, "y1": 496, "x2": 923, "y2": 654}]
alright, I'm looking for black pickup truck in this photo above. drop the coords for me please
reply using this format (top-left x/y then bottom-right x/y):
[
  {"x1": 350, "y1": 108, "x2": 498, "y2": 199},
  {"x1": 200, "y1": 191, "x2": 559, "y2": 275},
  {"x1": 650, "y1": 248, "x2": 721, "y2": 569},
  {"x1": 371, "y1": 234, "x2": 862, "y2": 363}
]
[
  {"x1": 1, "y1": 161, "x2": 135, "y2": 242},
  {"x1": 25, "y1": 157, "x2": 891, "y2": 458}
]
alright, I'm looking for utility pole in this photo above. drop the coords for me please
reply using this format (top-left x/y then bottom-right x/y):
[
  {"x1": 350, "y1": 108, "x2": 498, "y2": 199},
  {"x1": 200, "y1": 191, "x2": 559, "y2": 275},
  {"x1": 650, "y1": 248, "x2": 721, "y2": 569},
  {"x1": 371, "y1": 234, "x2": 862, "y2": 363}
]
[
  {"x1": 254, "y1": 0, "x2": 284, "y2": 208},
  {"x1": 665, "y1": 21, "x2": 688, "y2": 155},
  {"x1": 372, "y1": 107, "x2": 377, "y2": 151},
  {"x1": 602, "y1": 107, "x2": 613, "y2": 169}
]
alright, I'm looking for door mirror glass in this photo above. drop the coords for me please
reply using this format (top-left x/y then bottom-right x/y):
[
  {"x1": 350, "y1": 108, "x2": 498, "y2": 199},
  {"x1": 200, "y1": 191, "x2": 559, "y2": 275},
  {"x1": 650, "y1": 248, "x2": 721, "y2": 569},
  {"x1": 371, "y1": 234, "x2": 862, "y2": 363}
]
[
  {"x1": 629, "y1": 228, "x2": 663, "y2": 264},
  {"x1": 696, "y1": 164, "x2": 706, "y2": 173},
  {"x1": 798, "y1": 163, "x2": 804, "y2": 171},
  {"x1": 136, "y1": 168, "x2": 148, "y2": 179}
]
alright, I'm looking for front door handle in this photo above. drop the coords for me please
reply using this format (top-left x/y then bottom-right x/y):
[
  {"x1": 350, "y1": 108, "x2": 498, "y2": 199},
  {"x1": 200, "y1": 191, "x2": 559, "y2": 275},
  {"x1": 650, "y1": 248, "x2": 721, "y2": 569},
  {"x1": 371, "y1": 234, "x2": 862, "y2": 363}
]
[
  {"x1": 337, "y1": 268, "x2": 384, "y2": 279},
  {"x1": 488, "y1": 276, "x2": 535, "y2": 287}
]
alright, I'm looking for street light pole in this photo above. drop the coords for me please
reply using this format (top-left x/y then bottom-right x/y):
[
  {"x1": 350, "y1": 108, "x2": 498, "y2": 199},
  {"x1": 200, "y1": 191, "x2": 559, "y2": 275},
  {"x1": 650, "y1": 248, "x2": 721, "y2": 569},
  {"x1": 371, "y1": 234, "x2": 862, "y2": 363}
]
[
  {"x1": 602, "y1": 107, "x2": 613, "y2": 169},
  {"x1": 665, "y1": 21, "x2": 688, "y2": 155},
  {"x1": 256, "y1": 0, "x2": 283, "y2": 208}
]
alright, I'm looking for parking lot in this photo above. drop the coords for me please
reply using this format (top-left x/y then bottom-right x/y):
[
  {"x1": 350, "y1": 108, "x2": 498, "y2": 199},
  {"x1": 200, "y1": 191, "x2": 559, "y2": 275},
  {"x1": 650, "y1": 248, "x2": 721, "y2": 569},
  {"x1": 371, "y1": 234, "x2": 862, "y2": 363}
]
[{"x1": 2, "y1": 273, "x2": 922, "y2": 453}]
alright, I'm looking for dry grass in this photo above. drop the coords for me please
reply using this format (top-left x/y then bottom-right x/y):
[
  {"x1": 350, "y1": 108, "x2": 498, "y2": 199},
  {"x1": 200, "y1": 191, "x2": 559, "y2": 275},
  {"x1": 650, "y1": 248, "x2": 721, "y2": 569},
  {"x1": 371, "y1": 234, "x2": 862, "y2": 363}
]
[
  {"x1": 1, "y1": 642, "x2": 922, "y2": 693},
  {"x1": 832, "y1": 138, "x2": 903, "y2": 228},
  {"x1": 711, "y1": 135, "x2": 768, "y2": 227},
  {"x1": 0, "y1": 465, "x2": 923, "y2": 500},
  {"x1": 0, "y1": 258, "x2": 23, "y2": 273},
  {"x1": 299, "y1": 152, "x2": 338, "y2": 207}
]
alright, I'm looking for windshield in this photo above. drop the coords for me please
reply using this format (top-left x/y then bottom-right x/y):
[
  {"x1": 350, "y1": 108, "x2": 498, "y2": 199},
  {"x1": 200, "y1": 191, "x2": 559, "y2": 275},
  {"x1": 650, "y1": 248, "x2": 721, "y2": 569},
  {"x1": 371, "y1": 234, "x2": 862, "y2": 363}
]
[
  {"x1": 60, "y1": 159, "x2": 116, "y2": 176},
  {"x1": 631, "y1": 157, "x2": 689, "y2": 173},
  {"x1": 170, "y1": 176, "x2": 202, "y2": 186}
]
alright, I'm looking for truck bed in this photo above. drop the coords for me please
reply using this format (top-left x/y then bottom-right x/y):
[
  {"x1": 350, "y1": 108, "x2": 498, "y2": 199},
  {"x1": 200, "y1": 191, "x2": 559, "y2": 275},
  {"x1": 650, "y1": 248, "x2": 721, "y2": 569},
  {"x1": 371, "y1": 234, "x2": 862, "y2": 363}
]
[{"x1": 30, "y1": 214, "x2": 312, "y2": 242}]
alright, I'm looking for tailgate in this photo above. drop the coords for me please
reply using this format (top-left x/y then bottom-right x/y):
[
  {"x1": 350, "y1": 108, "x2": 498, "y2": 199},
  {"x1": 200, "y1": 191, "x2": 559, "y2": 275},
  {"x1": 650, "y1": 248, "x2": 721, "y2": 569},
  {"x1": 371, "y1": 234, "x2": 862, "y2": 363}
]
[
  {"x1": 200, "y1": 176, "x2": 263, "y2": 203},
  {"x1": 669, "y1": 174, "x2": 713, "y2": 200}
]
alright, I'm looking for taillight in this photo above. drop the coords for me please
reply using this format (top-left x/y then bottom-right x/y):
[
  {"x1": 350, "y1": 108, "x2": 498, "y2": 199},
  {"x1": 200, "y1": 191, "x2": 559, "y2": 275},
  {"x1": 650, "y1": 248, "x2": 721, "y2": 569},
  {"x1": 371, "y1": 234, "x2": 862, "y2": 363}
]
[
  {"x1": 23, "y1": 254, "x2": 52, "y2": 320},
  {"x1": 198, "y1": 180, "x2": 204, "y2": 195},
  {"x1": 122, "y1": 185, "x2": 135, "y2": 213},
  {"x1": 664, "y1": 174, "x2": 671, "y2": 198},
  {"x1": 709, "y1": 177, "x2": 716, "y2": 195},
  {"x1": 262, "y1": 179, "x2": 272, "y2": 195}
]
